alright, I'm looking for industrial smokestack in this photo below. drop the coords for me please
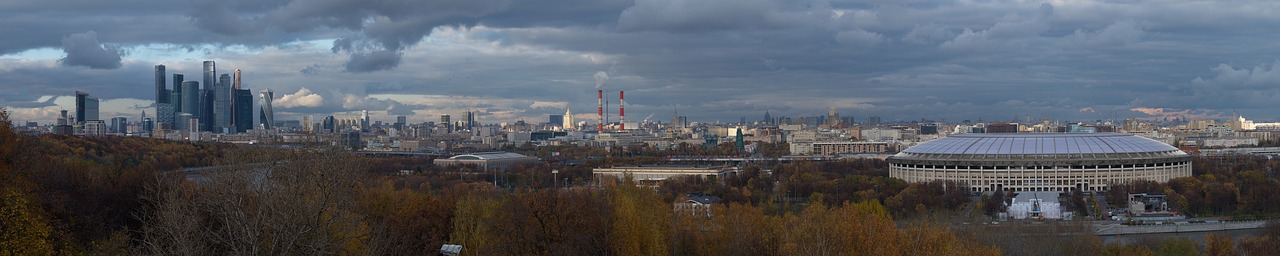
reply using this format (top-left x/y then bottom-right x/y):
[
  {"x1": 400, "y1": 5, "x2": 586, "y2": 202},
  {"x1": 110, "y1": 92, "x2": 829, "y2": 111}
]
[
  {"x1": 597, "y1": 90, "x2": 603, "y2": 132},
  {"x1": 619, "y1": 91, "x2": 625, "y2": 131}
]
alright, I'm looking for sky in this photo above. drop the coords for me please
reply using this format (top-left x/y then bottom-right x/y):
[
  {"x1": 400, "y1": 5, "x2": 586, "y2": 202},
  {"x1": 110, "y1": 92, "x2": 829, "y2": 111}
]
[{"x1": 4, "y1": 0, "x2": 1280, "y2": 125}]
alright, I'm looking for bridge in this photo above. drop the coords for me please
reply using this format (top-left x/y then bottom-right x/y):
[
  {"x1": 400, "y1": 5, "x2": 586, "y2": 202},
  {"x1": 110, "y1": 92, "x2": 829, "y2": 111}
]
[
  {"x1": 663, "y1": 154, "x2": 891, "y2": 163},
  {"x1": 1198, "y1": 147, "x2": 1280, "y2": 157}
]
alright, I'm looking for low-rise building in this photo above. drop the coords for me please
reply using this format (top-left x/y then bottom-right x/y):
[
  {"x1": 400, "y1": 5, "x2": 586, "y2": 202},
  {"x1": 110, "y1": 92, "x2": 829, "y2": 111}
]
[
  {"x1": 593, "y1": 165, "x2": 738, "y2": 184},
  {"x1": 433, "y1": 151, "x2": 539, "y2": 170}
]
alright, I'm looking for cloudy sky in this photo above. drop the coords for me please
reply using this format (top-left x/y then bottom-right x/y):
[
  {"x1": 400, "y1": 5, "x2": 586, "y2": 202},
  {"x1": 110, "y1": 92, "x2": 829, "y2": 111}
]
[{"x1": 4, "y1": 0, "x2": 1280, "y2": 125}]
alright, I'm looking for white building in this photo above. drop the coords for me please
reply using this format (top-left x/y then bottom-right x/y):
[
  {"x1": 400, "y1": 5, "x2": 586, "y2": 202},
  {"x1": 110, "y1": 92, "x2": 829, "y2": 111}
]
[{"x1": 1008, "y1": 192, "x2": 1063, "y2": 220}]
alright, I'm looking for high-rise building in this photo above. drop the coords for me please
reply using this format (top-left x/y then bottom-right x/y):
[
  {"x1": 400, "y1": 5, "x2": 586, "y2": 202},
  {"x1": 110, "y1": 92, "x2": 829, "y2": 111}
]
[
  {"x1": 202, "y1": 61, "x2": 216, "y2": 98},
  {"x1": 172, "y1": 74, "x2": 184, "y2": 112},
  {"x1": 110, "y1": 117, "x2": 127, "y2": 134},
  {"x1": 259, "y1": 89, "x2": 274, "y2": 130},
  {"x1": 201, "y1": 61, "x2": 216, "y2": 132},
  {"x1": 142, "y1": 117, "x2": 153, "y2": 133},
  {"x1": 868, "y1": 116, "x2": 881, "y2": 126},
  {"x1": 214, "y1": 73, "x2": 231, "y2": 133},
  {"x1": 57, "y1": 110, "x2": 68, "y2": 126},
  {"x1": 75, "y1": 91, "x2": 99, "y2": 124},
  {"x1": 156, "y1": 103, "x2": 174, "y2": 130},
  {"x1": 233, "y1": 88, "x2": 253, "y2": 133},
  {"x1": 181, "y1": 81, "x2": 200, "y2": 117},
  {"x1": 549, "y1": 114, "x2": 564, "y2": 127},
  {"x1": 155, "y1": 65, "x2": 168, "y2": 104},
  {"x1": 230, "y1": 69, "x2": 242, "y2": 132},
  {"x1": 563, "y1": 108, "x2": 574, "y2": 130},
  {"x1": 361, "y1": 110, "x2": 370, "y2": 130},
  {"x1": 465, "y1": 111, "x2": 475, "y2": 131},
  {"x1": 440, "y1": 114, "x2": 451, "y2": 133},
  {"x1": 323, "y1": 115, "x2": 336, "y2": 133},
  {"x1": 154, "y1": 65, "x2": 173, "y2": 130},
  {"x1": 201, "y1": 88, "x2": 215, "y2": 132},
  {"x1": 826, "y1": 106, "x2": 840, "y2": 127},
  {"x1": 176, "y1": 113, "x2": 192, "y2": 132}
]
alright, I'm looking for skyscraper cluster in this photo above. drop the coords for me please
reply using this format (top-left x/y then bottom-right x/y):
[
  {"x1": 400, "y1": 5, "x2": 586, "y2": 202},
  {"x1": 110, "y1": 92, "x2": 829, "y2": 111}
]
[{"x1": 154, "y1": 62, "x2": 266, "y2": 134}]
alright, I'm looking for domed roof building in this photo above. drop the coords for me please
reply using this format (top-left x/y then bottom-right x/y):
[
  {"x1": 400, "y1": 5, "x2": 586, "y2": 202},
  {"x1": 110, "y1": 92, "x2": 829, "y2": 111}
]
[{"x1": 888, "y1": 133, "x2": 1191, "y2": 192}]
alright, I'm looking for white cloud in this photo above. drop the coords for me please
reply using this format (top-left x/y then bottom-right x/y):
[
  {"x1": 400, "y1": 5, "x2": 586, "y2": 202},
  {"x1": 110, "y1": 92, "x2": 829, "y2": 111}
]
[
  {"x1": 274, "y1": 87, "x2": 324, "y2": 108},
  {"x1": 529, "y1": 101, "x2": 568, "y2": 109}
]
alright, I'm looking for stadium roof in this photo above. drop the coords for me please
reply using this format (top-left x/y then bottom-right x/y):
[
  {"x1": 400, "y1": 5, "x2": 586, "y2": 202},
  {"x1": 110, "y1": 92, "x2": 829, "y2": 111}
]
[
  {"x1": 903, "y1": 133, "x2": 1178, "y2": 155},
  {"x1": 448, "y1": 152, "x2": 534, "y2": 160}
]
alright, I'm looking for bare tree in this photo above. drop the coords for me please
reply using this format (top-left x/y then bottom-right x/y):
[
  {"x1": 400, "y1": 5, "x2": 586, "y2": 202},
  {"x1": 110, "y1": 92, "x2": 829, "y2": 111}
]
[{"x1": 137, "y1": 149, "x2": 371, "y2": 255}]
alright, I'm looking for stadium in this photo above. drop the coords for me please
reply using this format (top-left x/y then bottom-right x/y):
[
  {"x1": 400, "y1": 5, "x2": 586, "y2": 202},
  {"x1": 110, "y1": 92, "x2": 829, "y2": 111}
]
[{"x1": 887, "y1": 133, "x2": 1191, "y2": 192}]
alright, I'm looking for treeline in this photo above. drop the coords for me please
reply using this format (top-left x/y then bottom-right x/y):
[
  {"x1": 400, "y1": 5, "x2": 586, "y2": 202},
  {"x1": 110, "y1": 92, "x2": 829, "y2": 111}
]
[
  {"x1": 1107, "y1": 155, "x2": 1280, "y2": 218},
  {"x1": 0, "y1": 109, "x2": 243, "y2": 254},
  {"x1": 137, "y1": 148, "x2": 1002, "y2": 255}
]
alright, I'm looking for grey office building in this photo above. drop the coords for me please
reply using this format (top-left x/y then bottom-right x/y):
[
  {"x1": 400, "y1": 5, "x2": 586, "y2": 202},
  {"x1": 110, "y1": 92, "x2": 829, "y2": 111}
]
[
  {"x1": 181, "y1": 81, "x2": 200, "y2": 117},
  {"x1": 215, "y1": 74, "x2": 231, "y2": 133},
  {"x1": 155, "y1": 65, "x2": 168, "y2": 104},
  {"x1": 259, "y1": 89, "x2": 274, "y2": 130},
  {"x1": 234, "y1": 89, "x2": 253, "y2": 133},
  {"x1": 75, "y1": 91, "x2": 99, "y2": 124}
]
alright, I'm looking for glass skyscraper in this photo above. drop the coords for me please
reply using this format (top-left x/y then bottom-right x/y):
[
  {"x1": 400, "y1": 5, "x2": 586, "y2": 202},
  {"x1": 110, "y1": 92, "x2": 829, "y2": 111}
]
[{"x1": 234, "y1": 89, "x2": 254, "y2": 133}]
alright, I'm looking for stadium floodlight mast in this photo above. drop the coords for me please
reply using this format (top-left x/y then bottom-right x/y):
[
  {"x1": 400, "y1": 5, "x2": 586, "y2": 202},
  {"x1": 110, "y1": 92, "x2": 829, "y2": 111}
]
[{"x1": 552, "y1": 170, "x2": 559, "y2": 188}]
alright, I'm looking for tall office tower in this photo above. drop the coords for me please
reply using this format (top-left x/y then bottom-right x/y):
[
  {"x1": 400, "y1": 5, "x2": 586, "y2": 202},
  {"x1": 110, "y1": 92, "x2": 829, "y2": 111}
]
[
  {"x1": 201, "y1": 61, "x2": 216, "y2": 131},
  {"x1": 180, "y1": 81, "x2": 200, "y2": 117},
  {"x1": 172, "y1": 74, "x2": 184, "y2": 112},
  {"x1": 563, "y1": 108, "x2": 574, "y2": 130},
  {"x1": 202, "y1": 61, "x2": 216, "y2": 97},
  {"x1": 302, "y1": 115, "x2": 311, "y2": 133},
  {"x1": 440, "y1": 114, "x2": 451, "y2": 133},
  {"x1": 155, "y1": 65, "x2": 168, "y2": 104},
  {"x1": 323, "y1": 116, "x2": 335, "y2": 133},
  {"x1": 215, "y1": 74, "x2": 231, "y2": 133},
  {"x1": 868, "y1": 116, "x2": 881, "y2": 126},
  {"x1": 110, "y1": 117, "x2": 127, "y2": 134},
  {"x1": 233, "y1": 88, "x2": 253, "y2": 133},
  {"x1": 75, "y1": 91, "x2": 99, "y2": 124},
  {"x1": 361, "y1": 110, "x2": 370, "y2": 130},
  {"x1": 154, "y1": 66, "x2": 173, "y2": 130},
  {"x1": 57, "y1": 110, "x2": 68, "y2": 126},
  {"x1": 465, "y1": 111, "x2": 475, "y2": 131},
  {"x1": 258, "y1": 89, "x2": 274, "y2": 130},
  {"x1": 396, "y1": 115, "x2": 406, "y2": 126},
  {"x1": 201, "y1": 88, "x2": 214, "y2": 132},
  {"x1": 230, "y1": 69, "x2": 242, "y2": 131}
]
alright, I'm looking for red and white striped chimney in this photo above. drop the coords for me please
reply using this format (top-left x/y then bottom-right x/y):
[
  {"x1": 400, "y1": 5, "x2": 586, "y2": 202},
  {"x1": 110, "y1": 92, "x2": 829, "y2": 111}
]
[
  {"x1": 619, "y1": 91, "x2": 625, "y2": 130},
  {"x1": 597, "y1": 90, "x2": 603, "y2": 132}
]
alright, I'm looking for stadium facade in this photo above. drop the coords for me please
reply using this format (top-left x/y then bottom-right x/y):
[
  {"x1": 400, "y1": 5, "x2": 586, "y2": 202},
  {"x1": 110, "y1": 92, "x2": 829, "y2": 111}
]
[{"x1": 888, "y1": 133, "x2": 1191, "y2": 192}]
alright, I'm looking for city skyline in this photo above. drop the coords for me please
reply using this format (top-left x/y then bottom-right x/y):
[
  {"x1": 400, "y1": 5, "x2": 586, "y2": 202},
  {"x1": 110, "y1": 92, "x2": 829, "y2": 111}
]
[{"x1": 5, "y1": 1, "x2": 1280, "y2": 124}]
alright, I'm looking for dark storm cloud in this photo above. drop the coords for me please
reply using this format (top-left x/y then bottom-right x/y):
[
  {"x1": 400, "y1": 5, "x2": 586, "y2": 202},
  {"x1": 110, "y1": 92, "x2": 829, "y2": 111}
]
[
  {"x1": 299, "y1": 64, "x2": 323, "y2": 75},
  {"x1": 8, "y1": 0, "x2": 1280, "y2": 123},
  {"x1": 59, "y1": 31, "x2": 124, "y2": 69},
  {"x1": 187, "y1": 0, "x2": 514, "y2": 71},
  {"x1": 342, "y1": 49, "x2": 401, "y2": 73}
]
